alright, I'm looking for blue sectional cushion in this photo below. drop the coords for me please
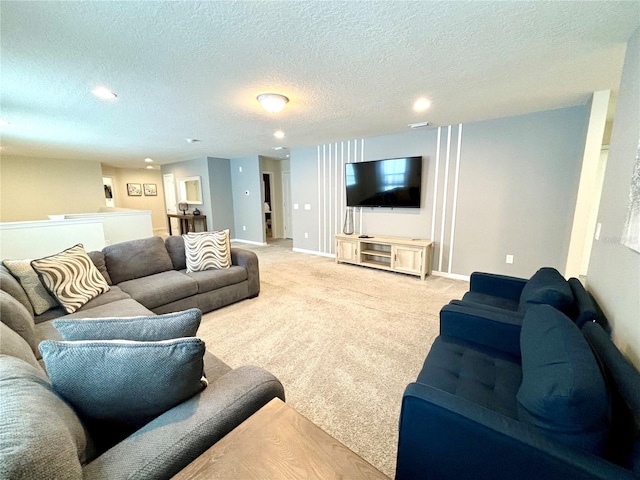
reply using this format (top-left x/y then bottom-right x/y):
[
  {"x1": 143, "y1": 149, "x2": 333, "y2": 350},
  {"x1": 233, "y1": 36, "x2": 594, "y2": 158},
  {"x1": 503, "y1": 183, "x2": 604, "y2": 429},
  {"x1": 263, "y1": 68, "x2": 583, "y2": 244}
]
[
  {"x1": 517, "y1": 305, "x2": 609, "y2": 454},
  {"x1": 39, "y1": 338, "x2": 207, "y2": 452},
  {"x1": 460, "y1": 291, "x2": 520, "y2": 312},
  {"x1": 417, "y1": 335, "x2": 522, "y2": 418},
  {"x1": 518, "y1": 267, "x2": 573, "y2": 313},
  {"x1": 53, "y1": 308, "x2": 202, "y2": 341}
]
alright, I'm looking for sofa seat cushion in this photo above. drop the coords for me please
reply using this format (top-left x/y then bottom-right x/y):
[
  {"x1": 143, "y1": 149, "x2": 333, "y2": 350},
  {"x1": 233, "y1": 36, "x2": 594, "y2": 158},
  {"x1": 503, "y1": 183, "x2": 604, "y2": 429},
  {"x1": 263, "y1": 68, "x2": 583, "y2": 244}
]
[
  {"x1": 34, "y1": 286, "x2": 133, "y2": 324},
  {"x1": 103, "y1": 236, "x2": 174, "y2": 285},
  {"x1": 518, "y1": 305, "x2": 609, "y2": 455},
  {"x1": 184, "y1": 266, "x2": 248, "y2": 294},
  {"x1": 0, "y1": 355, "x2": 93, "y2": 478},
  {"x1": 461, "y1": 291, "x2": 519, "y2": 312},
  {"x1": 118, "y1": 271, "x2": 198, "y2": 309},
  {"x1": 518, "y1": 267, "x2": 573, "y2": 313},
  {"x1": 417, "y1": 335, "x2": 522, "y2": 418}
]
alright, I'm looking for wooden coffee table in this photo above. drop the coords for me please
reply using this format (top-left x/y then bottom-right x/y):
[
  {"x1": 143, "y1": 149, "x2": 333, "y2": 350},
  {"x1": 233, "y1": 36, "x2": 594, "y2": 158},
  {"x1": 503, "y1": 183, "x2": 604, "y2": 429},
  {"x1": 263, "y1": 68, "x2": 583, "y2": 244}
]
[{"x1": 173, "y1": 398, "x2": 390, "y2": 479}]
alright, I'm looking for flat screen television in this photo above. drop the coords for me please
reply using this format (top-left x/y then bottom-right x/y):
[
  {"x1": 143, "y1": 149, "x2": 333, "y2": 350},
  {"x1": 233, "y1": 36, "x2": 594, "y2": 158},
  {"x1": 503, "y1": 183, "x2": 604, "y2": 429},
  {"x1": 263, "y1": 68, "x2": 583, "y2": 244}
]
[{"x1": 345, "y1": 156, "x2": 422, "y2": 208}]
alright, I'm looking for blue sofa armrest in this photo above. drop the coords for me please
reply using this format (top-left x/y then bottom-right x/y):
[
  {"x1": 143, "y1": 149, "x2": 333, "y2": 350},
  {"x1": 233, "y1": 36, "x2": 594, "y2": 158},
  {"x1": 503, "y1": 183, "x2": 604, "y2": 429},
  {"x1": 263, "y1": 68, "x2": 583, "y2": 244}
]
[
  {"x1": 397, "y1": 382, "x2": 637, "y2": 480},
  {"x1": 440, "y1": 303, "x2": 522, "y2": 357},
  {"x1": 83, "y1": 366, "x2": 284, "y2": 480},
  {"x1": 469, "y1": 272, "x2": 528, "y2": 301}
]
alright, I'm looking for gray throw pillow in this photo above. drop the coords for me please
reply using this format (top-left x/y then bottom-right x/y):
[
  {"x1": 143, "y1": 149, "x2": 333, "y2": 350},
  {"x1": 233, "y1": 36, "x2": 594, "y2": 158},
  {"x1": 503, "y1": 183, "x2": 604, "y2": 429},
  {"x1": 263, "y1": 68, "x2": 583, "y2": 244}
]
[
  {"x1": 53, "y1": 308, "x2": 202, "y2": 341},
  {"x1": 2, "y1": 259, "x2": 58, "y2": 315},
  {"x1": 39, "y1": 338, "x2": 207, "y2": 448}
]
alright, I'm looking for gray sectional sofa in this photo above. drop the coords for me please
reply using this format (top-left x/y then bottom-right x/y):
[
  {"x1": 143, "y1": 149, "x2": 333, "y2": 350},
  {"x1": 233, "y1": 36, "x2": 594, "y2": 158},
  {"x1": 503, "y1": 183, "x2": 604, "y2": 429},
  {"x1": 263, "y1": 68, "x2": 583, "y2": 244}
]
[{"x1": 0, "y1": 235, "x2": 284, "y2": 479}]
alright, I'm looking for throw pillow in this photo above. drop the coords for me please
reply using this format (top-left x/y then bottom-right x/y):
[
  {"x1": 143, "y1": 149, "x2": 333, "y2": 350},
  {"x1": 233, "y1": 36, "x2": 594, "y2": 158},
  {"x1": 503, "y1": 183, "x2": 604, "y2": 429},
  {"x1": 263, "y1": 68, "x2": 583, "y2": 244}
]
[
  {"x1": 3, "y1": 259, "x2": 58, "y2": 315},
  {"x1": 39, "y1": 338, "x2": 207, "y2": 451},
  {"x1": 517, "y1": 305, "x2": 609, "y2": 455},
  {"x1": 183, "y1": 229, "x2": 231, "y2": 273},
  {"x1": 31, "y1": 244, "x2": 110, "y2": 314},
  {"x1": 53, "y1": 308, "x2": 202, "y2": 341}
]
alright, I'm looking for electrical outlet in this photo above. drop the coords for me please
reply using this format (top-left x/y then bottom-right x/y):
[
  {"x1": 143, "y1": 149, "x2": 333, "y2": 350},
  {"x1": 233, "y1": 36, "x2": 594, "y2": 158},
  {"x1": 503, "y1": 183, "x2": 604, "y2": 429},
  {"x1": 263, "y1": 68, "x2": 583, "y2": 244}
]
[
  {"x1": 506, "y1": 255, "x2": 514, "y2": 264},
  {"x1": 304, "y1": 232, "x2": 308, "y2": 239},
  {"x1": 243, "y1": 226, "x2": 246, "y2": 231}
]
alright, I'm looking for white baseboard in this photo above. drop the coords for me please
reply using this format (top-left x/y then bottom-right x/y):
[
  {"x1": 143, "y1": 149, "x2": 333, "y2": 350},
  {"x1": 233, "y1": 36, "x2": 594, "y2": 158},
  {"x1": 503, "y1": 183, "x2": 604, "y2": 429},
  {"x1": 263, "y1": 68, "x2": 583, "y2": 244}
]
[
  {"x1": 431, "y1": 271, "x2": 470, "y2": 282},
  {"x1": 231, "y1": 238, "x2": 267, "y2": 246},
  {"x1": 292, "y1": 247, "x2": 336, "y2": 258}
]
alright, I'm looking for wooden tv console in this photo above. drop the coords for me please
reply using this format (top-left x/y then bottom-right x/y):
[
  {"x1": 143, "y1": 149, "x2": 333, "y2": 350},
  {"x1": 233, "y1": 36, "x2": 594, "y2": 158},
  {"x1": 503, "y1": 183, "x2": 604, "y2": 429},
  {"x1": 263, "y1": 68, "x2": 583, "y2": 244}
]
[{"x1": 335, "y1": 234, "x2": 434, "y2": 280}]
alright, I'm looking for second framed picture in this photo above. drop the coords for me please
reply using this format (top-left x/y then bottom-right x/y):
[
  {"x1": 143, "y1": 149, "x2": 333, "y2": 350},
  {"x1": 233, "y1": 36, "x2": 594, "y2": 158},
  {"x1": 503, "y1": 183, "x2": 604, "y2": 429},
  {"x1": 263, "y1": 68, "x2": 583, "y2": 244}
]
[{"x1": 144, "y1": 183, "x2": 157, "y2": 196}]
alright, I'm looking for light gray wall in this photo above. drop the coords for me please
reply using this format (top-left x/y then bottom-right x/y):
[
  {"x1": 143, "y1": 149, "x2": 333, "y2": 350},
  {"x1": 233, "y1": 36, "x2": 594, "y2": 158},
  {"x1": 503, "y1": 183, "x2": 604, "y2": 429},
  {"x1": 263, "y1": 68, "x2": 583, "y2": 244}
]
[
  {"x1": 161, "y1": 158, "x2": 212, "y2": 232},
  {"x1": 453, "y1": 106, "x2": 588, "y2": 277},
  {"x1": 230, "y1": 155, "x2": 264, "y2": 243},
  {"x1": 290, "y1": 105, "x2": 590, "y2": 278},
  {"x1": 206, "y1": 157, "x2": 235, "y2": 237},
  {"x1": 290, "y1": 146, "x2": 321, "y2": 252},
  {"x1": 587, "y1": 26, "x2": 640, "y2": 369}
]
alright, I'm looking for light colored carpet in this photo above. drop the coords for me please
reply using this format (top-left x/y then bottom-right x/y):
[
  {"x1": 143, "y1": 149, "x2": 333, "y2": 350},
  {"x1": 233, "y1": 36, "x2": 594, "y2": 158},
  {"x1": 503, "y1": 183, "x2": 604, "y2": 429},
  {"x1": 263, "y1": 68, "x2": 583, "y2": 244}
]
[{"x1": 197, "y1": 240, "x2": 469, "y2": 477}]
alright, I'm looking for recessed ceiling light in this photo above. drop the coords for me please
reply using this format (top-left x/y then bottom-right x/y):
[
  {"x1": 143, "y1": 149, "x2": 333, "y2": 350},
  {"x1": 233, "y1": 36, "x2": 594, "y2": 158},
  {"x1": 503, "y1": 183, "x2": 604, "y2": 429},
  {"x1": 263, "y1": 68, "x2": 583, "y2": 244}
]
[
  {"x1": 144, "y1": 158, "x2": 153, "y2": 163},
  {"x1": 92, "y1": 87, "x2": 117, "y2": 100},
  {"x1": 274, "y1": 130, "x2": 285, "y2": 139},
  {"x1": 285, "y1": 154, "x2": 290, "y2": 158},
  {"x1": 257, "y1": 93, "x2": 289, "y2": 113},
  {"x1": 413, "y1": 98, "x2": 431, "y2": 112},
  {"x1": 186, "y1": 138, "x2": 200, "y2": 143},
  {"x1": 272, "y1": 146, "x2": 288, "y2": 151}
]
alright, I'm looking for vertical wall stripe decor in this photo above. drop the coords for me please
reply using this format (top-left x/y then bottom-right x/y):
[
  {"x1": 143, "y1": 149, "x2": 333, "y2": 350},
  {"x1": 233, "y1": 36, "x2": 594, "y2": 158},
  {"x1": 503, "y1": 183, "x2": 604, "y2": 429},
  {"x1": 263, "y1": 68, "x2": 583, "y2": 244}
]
[
  {"x1": 317, "y1": 139, "x2": 365, "y2": 255},
  {"x1": 432, "y1": 125, "x2": 463, "y2": 274}
]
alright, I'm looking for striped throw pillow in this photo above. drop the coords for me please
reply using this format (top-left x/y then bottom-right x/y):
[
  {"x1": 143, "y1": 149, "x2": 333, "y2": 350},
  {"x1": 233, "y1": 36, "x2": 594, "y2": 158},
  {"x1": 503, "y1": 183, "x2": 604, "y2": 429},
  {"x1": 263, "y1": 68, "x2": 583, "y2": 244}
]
[
  {"x1": 31, "y1": 244, "x2": 110, "y2": 314},
  {"x1": 183, "y1": 230, "x2": 231, "y2": 273}
]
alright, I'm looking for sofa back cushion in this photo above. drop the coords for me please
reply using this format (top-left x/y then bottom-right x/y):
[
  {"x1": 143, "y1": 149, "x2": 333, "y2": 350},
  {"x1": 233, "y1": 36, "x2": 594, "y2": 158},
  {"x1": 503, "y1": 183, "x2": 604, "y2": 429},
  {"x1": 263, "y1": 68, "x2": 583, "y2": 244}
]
[
  {"x1": 0, "y1": 290, "x2": 38, "y2": 356},
  {"x1": 0, "y1": 265, "x2": 34, "y2": 316},
  {"x1": 517, "y1": 305, "x2": 609, "y2": 455},
  {"x1": 0, "y1": 322, "x2": 42, "y2": 371},
  {"x1": 0, "y1": 355, "x2": 94, "y2": 479},
  {"x1": 165, "y1": 235, "x2": 187, "y2": 271},
  {"x1": 518, "y1": 267, "x2": 573, "y2": 314},
  {"x1": 103, "y1": 236, "x2": 173, "y2": 285},
  {"x1": 87, "y1": 250, "x2": 112, "y2": 285}
]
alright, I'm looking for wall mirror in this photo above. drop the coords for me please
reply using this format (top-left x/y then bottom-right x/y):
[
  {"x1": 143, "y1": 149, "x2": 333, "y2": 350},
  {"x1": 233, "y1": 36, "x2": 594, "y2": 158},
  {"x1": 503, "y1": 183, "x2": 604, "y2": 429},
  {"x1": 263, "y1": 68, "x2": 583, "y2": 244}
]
[{"x1": 178, "y1": 176, "x2": 203, "y2": 205}]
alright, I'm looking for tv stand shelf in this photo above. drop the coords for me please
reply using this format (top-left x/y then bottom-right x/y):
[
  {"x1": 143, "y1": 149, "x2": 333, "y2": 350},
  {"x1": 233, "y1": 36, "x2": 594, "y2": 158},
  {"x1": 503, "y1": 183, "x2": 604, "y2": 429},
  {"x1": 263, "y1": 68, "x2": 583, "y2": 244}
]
[{"x1": 335, "y1": 234, "x2": 434, "y2": 280}]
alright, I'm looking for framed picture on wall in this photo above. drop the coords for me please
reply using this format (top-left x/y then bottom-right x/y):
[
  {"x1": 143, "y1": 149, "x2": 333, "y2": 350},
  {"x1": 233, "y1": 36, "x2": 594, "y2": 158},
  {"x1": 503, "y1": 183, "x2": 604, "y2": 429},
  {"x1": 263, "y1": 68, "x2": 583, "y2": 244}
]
[
  {"x1": 144, "y1": 183, "x2": 157, "y2": 196},
  {"x1": 127, "y1": 183, "x2": 142, "y2": 196}
]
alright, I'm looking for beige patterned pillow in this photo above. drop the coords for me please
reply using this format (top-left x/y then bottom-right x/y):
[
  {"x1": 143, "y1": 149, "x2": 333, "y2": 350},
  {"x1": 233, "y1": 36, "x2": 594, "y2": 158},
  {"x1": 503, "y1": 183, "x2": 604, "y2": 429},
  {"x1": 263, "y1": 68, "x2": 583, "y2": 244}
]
[
  {"x1": 3, "y1": 259, "x2": 59, "y2": 315},
  {"x1": 31, "y1": 244, "x2": 110, "y2": 314},
  {"x1": 183, "y1": 230, "x2": 231, "y2": 273}
]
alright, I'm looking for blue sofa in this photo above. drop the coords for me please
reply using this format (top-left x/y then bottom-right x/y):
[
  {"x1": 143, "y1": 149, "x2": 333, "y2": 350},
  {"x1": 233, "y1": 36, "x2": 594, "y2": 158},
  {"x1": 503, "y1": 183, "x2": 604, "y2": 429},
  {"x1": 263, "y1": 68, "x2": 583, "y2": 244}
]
[{"x1": 396, "y1": 304, "x2": 640, "y2": 479}]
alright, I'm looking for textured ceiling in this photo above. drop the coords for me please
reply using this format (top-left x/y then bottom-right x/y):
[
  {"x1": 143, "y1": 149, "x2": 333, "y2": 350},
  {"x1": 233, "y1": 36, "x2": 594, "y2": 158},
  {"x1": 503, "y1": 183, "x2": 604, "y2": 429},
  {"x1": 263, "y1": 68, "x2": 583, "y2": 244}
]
[{"x1": 1, "y1": 1, "x2": 638, "y2": 168}]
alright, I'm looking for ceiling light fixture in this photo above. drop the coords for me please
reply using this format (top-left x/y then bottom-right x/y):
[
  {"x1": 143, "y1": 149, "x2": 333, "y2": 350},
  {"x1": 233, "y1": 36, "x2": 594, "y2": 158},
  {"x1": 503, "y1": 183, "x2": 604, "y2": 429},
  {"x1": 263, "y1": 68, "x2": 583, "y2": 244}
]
[
  {"x1": 413, "y1": 98, "x2": 431, "y2": 112},
  {"x1": 92, "y1": 87, "x2": 117, "y2": 100},
  {"x1": 257, "y1": 93, "x2": 289, "y2": 113},
  {"x1": 146, "y1": 165, "x2": 154, "y2": 170},
  {"x1": 274, "y1": 130, "x2": 285, "y2": 139},
  {"x1": 408, "y1": 121, "x2": 431, "y2": 129},
  {"x1": 272, "y1": 146, "x2": 288, "y2": 151},
  {"x1": 144, "y1": 157, "x2": 153, "y2": 163}
]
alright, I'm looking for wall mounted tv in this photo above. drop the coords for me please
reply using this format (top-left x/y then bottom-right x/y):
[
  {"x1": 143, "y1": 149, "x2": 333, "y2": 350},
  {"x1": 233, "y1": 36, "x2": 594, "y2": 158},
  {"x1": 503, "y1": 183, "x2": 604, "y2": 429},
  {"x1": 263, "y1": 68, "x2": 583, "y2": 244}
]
[{"x1": 345, "y1": 156, "x2": 422, "y2": 208}]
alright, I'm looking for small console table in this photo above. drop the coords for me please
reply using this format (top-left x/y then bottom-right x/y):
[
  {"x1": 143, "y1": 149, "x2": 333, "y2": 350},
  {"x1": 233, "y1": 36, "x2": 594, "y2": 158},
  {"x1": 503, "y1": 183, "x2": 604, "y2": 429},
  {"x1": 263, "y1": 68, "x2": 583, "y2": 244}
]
[
  {"x1": 167, "y1": 214, "x2": 207, "y2": 235},
  {"x1": 335, "y1": 234, "x2": 434, "y2": 280}
]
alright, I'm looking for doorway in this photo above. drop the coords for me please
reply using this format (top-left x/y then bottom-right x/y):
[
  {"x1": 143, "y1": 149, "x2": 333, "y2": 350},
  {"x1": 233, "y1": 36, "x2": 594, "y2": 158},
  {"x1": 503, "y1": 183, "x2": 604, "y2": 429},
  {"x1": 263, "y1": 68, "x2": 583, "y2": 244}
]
[
  {"x1": 103, "y1": 177, "x2": 115, "y2": 208},
  {"x1": 262, "y1": 173, "x2": 274, "y2": 241},
  {"x1": 163, "y1": 174, "x2": 178, "y2": 235}
]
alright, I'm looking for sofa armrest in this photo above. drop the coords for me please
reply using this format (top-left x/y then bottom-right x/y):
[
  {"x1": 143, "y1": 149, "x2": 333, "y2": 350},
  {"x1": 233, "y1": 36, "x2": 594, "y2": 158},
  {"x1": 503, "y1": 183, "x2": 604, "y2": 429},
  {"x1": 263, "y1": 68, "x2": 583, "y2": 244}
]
[
  {"x1": 440, "y1": 303, "x2": 523, "y2": 357},
  {"x1": 231, "y1": 248, "x2": 260, "y2": 297},
  {"x1": 469, "y1": 272, "x2": 527, "y2": 301},
  {"x1": 83, "y1": 365, "x2": 284, "y2": 480},
  {"x1": 396, "y1": 382, "x2": 636, "y2": 480}
]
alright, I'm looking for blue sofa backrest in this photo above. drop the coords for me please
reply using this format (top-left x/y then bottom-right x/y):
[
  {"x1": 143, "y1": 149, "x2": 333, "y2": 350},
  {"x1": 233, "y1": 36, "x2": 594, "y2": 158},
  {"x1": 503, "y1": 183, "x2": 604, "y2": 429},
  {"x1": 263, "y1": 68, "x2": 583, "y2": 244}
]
[
  {"x1": 582, "y1": 321, "x2": 640, "y2": 475},
  {"x1": 518, "y1": 267, "x2": 574, "y2": 314}
]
